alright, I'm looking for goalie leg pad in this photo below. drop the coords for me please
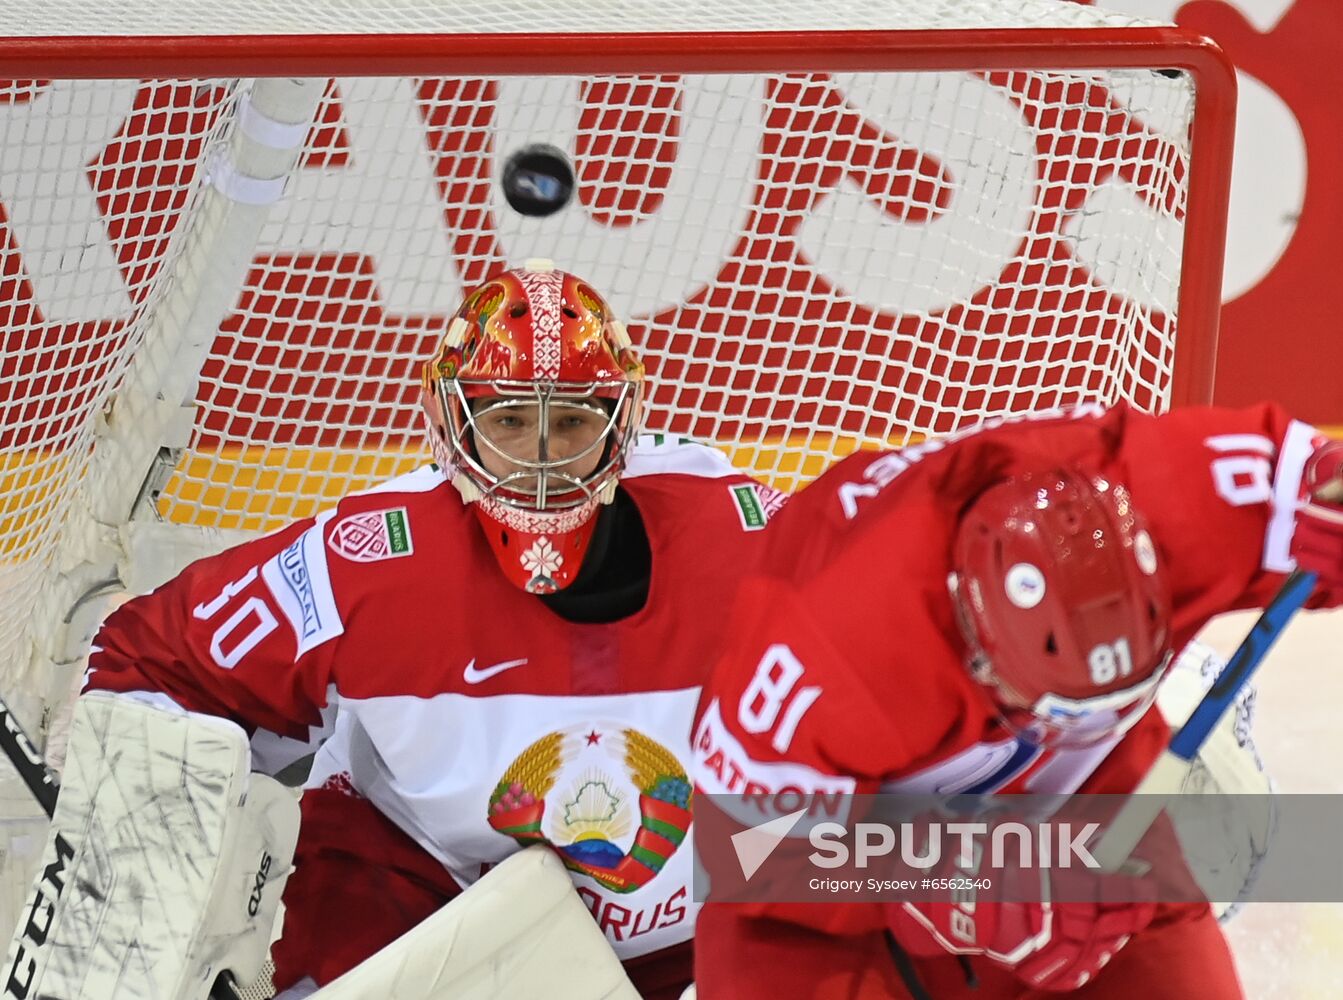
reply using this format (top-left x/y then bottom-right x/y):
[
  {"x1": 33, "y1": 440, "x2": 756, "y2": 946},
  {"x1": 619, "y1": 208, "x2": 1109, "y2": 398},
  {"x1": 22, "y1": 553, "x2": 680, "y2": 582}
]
[{"x1": 3, "y1": 692, "x2": 299, "y2": 1000}]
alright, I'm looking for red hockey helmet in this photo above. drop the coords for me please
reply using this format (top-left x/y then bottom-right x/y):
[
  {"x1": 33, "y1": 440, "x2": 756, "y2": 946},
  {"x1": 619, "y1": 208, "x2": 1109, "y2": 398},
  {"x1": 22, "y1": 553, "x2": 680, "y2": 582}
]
[
  {"x1": 421, "y1": 261, "x2": 646, "y2": 593},
  {"x1": 948, "y1": 470, "x2": 1173, "y2": 747}
]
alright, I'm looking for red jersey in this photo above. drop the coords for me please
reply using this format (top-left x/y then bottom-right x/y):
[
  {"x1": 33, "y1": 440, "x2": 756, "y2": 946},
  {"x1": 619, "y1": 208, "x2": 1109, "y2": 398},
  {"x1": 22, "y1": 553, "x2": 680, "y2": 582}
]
[
  {"x1": 692, "y1": 403, "x2": 1336, "y2": 982},
  {"x1": 85, "y1": 438, "x2": 787, "y2": 987}
]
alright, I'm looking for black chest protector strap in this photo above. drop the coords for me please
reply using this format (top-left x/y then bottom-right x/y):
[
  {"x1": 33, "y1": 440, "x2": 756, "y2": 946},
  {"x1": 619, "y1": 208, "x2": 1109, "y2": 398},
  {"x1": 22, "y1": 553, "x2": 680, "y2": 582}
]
[{"x1": 538, "y1": 487, "x2": 651, "y2": 623}]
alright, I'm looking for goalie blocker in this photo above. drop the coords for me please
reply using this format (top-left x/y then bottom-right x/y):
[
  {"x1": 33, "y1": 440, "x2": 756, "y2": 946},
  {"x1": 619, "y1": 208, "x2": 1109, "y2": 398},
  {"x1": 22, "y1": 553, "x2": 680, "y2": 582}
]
[
  {"x1": 298, "y1": 845, "x2": 642, "y2": 1000},
  {"x1": 3, "y1": 692, "x2": 299, "y2": 1000}
]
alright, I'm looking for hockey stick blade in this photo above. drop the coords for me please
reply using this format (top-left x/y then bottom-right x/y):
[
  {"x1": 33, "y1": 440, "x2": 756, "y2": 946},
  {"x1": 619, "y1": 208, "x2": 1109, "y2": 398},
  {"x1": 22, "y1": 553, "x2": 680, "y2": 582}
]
[{"x1": 1092, "y1": 568, "x2": 1316, "y2": 872}]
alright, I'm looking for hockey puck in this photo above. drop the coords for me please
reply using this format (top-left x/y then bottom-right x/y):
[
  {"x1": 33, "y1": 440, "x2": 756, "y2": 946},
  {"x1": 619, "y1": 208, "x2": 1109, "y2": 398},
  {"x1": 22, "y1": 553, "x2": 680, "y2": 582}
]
[{"x1": 500, "y1": 144, "x2": 575, "y2": 218}]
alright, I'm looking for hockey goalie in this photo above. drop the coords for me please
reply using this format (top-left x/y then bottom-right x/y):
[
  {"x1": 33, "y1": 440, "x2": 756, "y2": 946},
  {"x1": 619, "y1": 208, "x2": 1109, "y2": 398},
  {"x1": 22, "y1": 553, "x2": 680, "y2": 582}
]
[{"x1": 4, "y1": 263, "x2": 785, "y2": 1000}]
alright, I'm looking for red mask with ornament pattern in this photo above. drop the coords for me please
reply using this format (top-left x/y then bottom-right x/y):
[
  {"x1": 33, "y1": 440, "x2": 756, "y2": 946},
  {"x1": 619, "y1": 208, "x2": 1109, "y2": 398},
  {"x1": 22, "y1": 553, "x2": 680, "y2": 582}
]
[{"x1": 421, "y1": 261, "x2": 645, "y2": 593}]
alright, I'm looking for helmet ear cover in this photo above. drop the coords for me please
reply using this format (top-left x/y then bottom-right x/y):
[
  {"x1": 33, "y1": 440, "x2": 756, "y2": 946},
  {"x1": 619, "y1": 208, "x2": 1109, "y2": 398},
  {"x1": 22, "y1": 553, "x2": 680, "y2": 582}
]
[
  {"x1": 418, "y1": 264, "x2": 646, "y2": 593},
  {"x1": 949, "y1": 469, "x2": 1173, "y2": 746}
]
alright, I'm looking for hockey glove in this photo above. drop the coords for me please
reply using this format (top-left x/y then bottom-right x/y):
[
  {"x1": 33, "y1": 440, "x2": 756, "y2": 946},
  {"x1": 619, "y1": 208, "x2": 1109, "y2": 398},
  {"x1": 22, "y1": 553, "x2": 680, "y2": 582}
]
[
  {"x1": 885, "y1": 846, "x2": 1157, "y2": 991},
  {"x1": 1292, "y1": 438, "x2": 1343, "y2": 587}
]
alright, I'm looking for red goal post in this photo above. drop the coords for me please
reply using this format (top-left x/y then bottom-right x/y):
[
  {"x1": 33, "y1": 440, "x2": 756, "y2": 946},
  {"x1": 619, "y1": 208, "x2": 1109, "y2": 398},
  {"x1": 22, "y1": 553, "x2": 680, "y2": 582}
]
[{"x1": 0, "y1": 4, "x2": 1234, "y2": 777}]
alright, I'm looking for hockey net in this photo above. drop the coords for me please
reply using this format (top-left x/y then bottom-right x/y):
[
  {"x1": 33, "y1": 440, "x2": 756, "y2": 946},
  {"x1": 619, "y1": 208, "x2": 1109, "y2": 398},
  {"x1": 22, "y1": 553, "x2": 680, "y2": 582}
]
[{"x1": 0, "y1": 0, "x2": 1233, "y2": 951}]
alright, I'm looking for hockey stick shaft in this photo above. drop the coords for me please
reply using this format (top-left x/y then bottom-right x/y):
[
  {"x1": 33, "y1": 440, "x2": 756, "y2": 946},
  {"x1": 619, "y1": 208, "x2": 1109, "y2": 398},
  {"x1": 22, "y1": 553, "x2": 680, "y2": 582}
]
[
  {"x1": 0, "y1": 694, "x2": 57, "y2": 818},
  {"x1": 0, "y1": 692, "x2": 241, "y2": 1000},
  {"x1": 1093, "y1": 567, "x2": 1317, "y2": 871}
]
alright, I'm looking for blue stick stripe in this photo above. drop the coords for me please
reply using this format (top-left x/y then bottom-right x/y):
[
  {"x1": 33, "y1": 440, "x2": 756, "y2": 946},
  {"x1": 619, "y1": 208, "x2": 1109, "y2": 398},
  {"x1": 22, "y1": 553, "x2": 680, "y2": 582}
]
[{"x1": 1169, "y1": 569, "x2": 1316, "y2": 761}]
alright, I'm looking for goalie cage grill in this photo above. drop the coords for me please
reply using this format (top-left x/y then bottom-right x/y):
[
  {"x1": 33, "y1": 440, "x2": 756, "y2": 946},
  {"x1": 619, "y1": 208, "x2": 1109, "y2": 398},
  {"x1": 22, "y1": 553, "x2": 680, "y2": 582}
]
[{"x1": 0, "y1": 0, "x2": 1235, "y2": 970}]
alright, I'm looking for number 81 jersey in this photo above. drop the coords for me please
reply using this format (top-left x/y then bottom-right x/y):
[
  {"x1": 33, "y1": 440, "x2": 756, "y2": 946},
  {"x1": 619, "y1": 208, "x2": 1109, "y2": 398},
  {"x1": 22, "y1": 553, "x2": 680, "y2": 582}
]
[{"x1": 693, "y1": 402, "x2": 1336, "y2": 837}]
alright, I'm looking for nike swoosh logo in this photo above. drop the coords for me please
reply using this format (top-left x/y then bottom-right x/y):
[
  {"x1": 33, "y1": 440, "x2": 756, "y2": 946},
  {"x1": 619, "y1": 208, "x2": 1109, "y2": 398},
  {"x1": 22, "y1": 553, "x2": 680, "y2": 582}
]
[{"x1": 463, "y1": 657, "x2": 530, "y2": 684}]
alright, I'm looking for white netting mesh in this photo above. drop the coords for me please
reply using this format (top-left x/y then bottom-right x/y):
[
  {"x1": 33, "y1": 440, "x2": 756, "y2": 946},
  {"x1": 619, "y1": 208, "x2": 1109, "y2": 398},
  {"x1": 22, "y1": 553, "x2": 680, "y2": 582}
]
[
  {"x1": 1, "y1": 68, "x2": 1195, "y2": 541},
  {"x1": 0, "y1": 2, "x2": 1232, "y2": 951}
]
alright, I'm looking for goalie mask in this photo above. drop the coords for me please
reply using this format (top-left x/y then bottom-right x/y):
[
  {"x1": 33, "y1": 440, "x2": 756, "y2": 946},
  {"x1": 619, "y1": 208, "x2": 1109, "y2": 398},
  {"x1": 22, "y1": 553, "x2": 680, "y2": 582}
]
[
  {"x1": 948, "y1": 469, "x2": 1174, "y2": 748},
  {"x1": 422, "y1": 261, "x2": 645, "y2": 593}
]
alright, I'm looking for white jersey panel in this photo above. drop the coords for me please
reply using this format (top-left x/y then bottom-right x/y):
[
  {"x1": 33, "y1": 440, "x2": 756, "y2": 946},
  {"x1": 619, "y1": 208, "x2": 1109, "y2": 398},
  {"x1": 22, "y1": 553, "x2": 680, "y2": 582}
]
[
  {"x1": 623, "y1": 436, "x2": 739, "y2": 480},
  {"x1": 307, "y1": 686, "x2": 702, "y2": 960}
]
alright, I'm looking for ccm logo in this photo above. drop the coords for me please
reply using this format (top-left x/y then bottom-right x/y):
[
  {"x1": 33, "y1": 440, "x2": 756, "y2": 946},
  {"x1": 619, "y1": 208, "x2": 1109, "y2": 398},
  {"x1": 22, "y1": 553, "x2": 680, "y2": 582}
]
[
  {"x1": 247, "y1": 852, "x2": 273, "y2": 917},
  {"x1": 5, "y1": 833, "x2": 76, "y2": 999}
]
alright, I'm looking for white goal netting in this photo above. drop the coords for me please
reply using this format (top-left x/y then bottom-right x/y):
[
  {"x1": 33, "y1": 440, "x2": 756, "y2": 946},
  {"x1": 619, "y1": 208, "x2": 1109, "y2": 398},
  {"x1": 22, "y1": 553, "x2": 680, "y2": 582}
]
[{"x1": 0, "y1": 0, "x2": 1234, "y2": 956}]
